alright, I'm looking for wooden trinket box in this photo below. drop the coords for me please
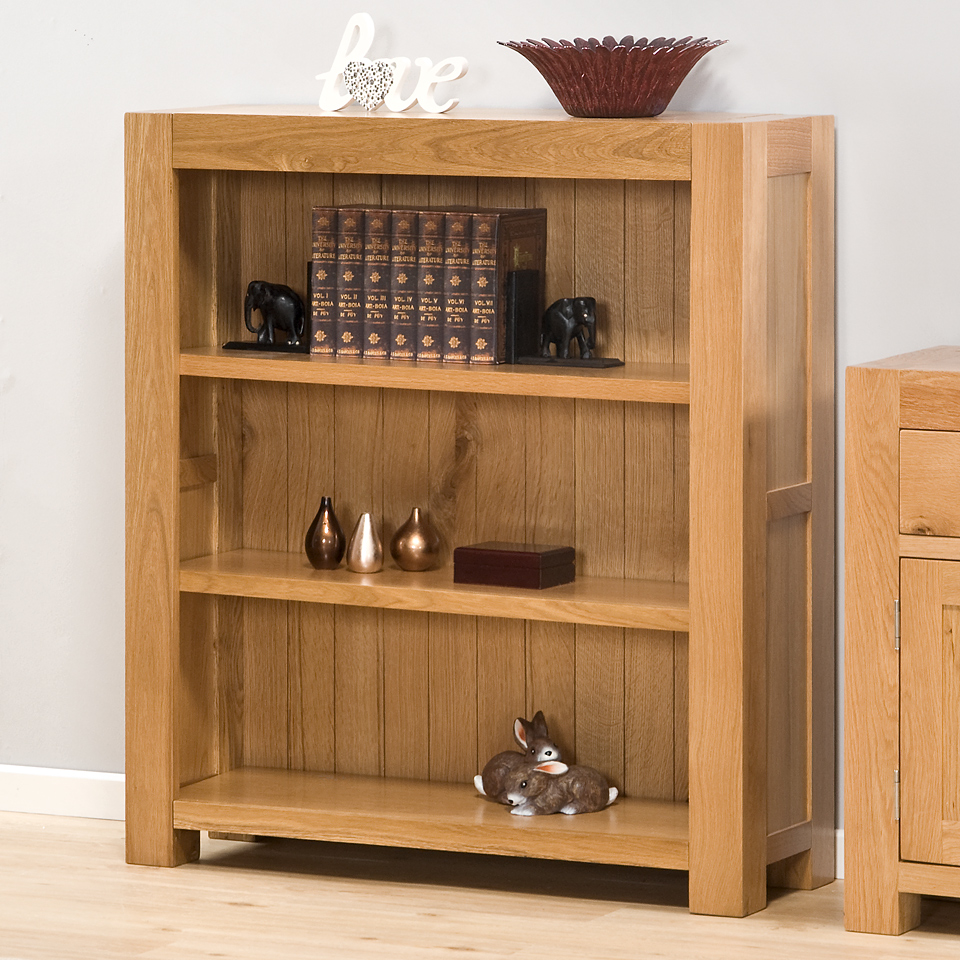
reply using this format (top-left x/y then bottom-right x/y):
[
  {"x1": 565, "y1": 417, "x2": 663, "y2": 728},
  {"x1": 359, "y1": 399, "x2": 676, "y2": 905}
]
[{"x1": 453, "y1": 541, "x2": 575, "y2": 589}]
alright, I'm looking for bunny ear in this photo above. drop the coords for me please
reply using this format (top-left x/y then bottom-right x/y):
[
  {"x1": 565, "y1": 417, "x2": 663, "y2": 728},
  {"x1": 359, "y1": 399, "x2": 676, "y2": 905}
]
[
  {"x1": 514, "y1": 717, "x2": 530, "y2": 750},
  {"x1": 531, "y1": 710, "x2": 549, "y2": 738},
  {"x1": 535, "y1": 761, "x2": 568, "y2": 775}
]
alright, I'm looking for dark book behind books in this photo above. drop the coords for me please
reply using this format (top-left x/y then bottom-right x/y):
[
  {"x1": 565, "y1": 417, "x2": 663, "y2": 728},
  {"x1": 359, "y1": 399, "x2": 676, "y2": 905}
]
[
  {"x1": 362, "y1": 209, "x2": 391, "y2": 359},
  {"x1": 470, "y1": 209, "x2": 547, "y2": 363},
  {"x1": 442, "y1": 211, "x2": 472, "y2": 362},
  {"x1": 310, "y1": 206, "x2": 338, "y2": 356},
  {"x1": 389, "y1": 210, "x2": 419, "y2": 360},
  {"x1": 336, "y1": 208, "x2": 365, "y2": 357},
  {"x1": 416, "y1": 212, "x2": 445, "y2": 361}
]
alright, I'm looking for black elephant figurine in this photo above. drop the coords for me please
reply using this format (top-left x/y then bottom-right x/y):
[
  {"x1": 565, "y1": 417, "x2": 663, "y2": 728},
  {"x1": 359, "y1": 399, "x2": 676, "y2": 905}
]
[
  {"x1": 540, "y1": 297, "x2": 597, "y2": 360},
  {"x1": 244, "y1": 280, "x2": 305, "y2": 347}
]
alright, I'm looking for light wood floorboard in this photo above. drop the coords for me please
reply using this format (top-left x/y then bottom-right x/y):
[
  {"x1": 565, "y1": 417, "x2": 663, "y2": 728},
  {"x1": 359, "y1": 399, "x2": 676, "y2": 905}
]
[{"x1": 4, "y1": 812, "x2": 960, "y2": 957}]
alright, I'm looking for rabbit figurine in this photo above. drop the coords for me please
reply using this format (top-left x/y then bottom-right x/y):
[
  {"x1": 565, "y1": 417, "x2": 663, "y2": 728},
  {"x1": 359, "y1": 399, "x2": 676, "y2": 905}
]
[
  {"x1": 474, "y1": 711, "x2": 562, "y2": 802},
  {"x1": 503, "y1": 760, "x2": 618, "y2": 816},
  {"x1": 514, "y1": 710, "x2": 562, "y2": 762}
]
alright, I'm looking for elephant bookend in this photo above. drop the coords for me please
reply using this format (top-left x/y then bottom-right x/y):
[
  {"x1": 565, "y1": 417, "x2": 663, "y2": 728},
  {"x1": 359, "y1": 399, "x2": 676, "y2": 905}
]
[
  {"x1": 223, "y1": 280, "x2": 308, "y2": 354},
  {"x1": 518, "y1": 297, "x2": 623, "y2": 368}
]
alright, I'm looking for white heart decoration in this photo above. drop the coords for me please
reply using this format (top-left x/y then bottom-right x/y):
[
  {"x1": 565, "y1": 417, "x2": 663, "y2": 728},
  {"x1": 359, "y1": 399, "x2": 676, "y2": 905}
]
[{"x1": 343, "y1": 59, "x2": 395, "y2": 111}]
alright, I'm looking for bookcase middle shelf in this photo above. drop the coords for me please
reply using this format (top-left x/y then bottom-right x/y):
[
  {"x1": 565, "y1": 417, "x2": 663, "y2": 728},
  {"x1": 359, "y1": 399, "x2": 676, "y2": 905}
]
[
  {"x1": 179, "y1": 347, "x2": 690, "y2": 404},
  {"x1": 179, "y1": 549, "x2": 690, "y2": 632}
]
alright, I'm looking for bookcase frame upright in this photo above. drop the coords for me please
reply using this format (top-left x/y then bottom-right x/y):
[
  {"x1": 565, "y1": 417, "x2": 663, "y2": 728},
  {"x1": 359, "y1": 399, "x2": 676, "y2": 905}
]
[{"x1": 125, "y1": 107, "x2": 835, "y2": 918}]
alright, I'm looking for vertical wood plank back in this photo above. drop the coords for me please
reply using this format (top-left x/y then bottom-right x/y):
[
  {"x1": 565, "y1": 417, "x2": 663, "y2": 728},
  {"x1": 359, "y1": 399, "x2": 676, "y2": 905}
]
[
  {"x1": 429, "y1": 613, "x2": 478, "y2": 783},
  {"x1": 622, "y1": 179, "x2": 680, "y2": 800},
  {"x1": 525, "y1": 621, "x2": 577, "y2": 763},
  {"x1": 334, "y1": 386, "x2": 385, "y2": 776},
  {"x1": 381, "y1": 389, "x2": 431, "y2": 779},
  {"x1": 521, "y1": 178, "x2": 579, "y2": 767},
  {"x1": 237, "y1": 172, "x2": 290, "y2": 769}
]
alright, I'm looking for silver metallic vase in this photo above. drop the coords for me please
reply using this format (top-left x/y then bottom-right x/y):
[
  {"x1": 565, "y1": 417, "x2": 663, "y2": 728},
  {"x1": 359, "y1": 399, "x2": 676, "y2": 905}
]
[{"x1": 345, "y1": 512, "x2": 384, "y2": 573}]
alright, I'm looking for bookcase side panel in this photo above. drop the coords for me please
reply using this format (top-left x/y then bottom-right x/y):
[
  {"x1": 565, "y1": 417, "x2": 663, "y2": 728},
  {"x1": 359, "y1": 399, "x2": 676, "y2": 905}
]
[
  {"x1": 806, "y1": 115, "x2": 837, "y2": 889},
  {"x1": 688, "y1": 121, "x2": 769, "y2": 917},
  {"x1": 125, "y1": 111, "x2": 199, "y2": 865},
  {"x1": 764, "y1": 173, "x2": 811, "y2": 858}
]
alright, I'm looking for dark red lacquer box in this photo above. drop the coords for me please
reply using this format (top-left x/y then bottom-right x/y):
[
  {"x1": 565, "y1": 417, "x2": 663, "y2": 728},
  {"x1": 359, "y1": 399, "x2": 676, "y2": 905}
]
[{"x1": 453, "y1": 541, "x2": 576, "y2": 589}]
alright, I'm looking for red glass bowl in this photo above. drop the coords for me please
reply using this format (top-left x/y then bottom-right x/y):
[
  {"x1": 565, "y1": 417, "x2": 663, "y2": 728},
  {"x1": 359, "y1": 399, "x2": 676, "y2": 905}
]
[{"x1": 499, "y1": 35, "x2": 726, "y2": 118}]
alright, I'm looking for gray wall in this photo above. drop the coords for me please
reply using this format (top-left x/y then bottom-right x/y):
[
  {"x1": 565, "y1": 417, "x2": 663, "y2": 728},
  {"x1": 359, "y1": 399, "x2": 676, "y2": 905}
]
[{"x1": 3, "y1": 3, "x2": 958, "y2": 823}]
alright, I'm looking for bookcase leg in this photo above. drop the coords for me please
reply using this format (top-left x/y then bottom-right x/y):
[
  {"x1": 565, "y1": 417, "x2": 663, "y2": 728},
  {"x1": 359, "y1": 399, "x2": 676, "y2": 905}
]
[
  {"x1": 125, "y1": 824, "x2": 199, "y2": 867},
  {"x1": 767, "y1": 827, "x2": 836, "y2": 890}
]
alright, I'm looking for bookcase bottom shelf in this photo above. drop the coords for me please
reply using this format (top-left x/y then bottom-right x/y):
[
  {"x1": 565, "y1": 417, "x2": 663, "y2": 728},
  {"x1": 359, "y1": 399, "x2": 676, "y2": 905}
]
[{"x1": 174, "y1": 768, "x2": 690, "y2": 871}]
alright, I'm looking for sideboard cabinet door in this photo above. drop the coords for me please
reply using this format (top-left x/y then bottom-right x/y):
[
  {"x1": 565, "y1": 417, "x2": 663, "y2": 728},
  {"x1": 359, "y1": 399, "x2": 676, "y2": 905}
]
[{"x1": 901, "y1": 558, "x2": 960, "y2": 865}]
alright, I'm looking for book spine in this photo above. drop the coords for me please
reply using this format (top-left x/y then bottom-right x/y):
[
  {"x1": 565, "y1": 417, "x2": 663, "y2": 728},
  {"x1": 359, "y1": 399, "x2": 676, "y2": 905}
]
[
  {"x1": 469, "y1": 213, "x2": 499, "y2": 363},
  {"x1": 416, "y1": 211, "x2": 445, "y2": 361},
  {"x1": 310, "y1": 206, "x2": 338, "y2": 356},
  {"x1": 494, "y1": 210, "x2": 548, "y2": 364},
  {"x1": 362, "y1": 209, "x2": 391, "y2": 359},
  {"x1": 389, "y1": 210, "x2": 419, "y2": 360},
  {"x1": 336, "y1": 208, "x2": 365, "y2": 357},
  {"x1": 442, "y1": 211, "x2": 472, "y2": 362}
]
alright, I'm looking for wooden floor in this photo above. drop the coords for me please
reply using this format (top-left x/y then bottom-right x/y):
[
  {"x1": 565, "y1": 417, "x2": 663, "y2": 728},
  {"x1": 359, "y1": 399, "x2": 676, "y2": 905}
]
[{"x1": 6, "y1": 813, "x2": 960, "y2": 958}]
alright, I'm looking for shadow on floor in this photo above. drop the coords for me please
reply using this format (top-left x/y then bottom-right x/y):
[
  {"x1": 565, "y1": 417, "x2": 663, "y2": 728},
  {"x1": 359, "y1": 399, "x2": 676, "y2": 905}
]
[{"x1": 192, "y1": 834, "x2": 692, "y2": 909}]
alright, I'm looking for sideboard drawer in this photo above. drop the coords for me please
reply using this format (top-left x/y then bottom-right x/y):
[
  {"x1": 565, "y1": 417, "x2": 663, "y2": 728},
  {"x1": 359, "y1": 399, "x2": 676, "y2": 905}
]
[{"x1": 901, "y1": 430, "x2": 960, "y2": 536}]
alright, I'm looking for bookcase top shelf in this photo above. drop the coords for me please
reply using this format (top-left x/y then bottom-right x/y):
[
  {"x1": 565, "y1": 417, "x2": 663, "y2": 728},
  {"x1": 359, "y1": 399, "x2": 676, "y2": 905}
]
[
  {"x1": 180, "y1": 347, "x2": 691, "y2": 404},
  {"x1": 179, "y1": 549, "x2": 691, "y2": 632},
  {"x1": 161, "y1": 107, "x2": 819, "y2": 181}
]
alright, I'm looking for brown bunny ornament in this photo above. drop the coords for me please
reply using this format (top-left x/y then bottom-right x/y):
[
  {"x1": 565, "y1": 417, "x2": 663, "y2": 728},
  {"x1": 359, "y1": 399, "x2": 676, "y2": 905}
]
[
  {"x1": 474, "y1": 711, "x2": 562, "y2": 803},
  {"x1": 503, "y1": 760, "x2": 618, "y2": 815}
]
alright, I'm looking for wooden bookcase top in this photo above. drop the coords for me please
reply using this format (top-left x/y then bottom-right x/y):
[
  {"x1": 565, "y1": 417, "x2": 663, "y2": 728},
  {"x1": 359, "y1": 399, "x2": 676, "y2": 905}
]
[{"x1": 143, "y1": 107, "x2": 823, "y2": 181}]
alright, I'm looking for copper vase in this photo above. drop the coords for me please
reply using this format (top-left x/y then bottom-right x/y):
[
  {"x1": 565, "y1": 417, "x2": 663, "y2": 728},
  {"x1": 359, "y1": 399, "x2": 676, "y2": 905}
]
[
  {"x1": 390, "y1": 507, "x2": 441, "y2": 571},
  {"x1": 346, "y1": 512, "x2": 383, "y2": 573},
  {"x1": 305, "y1": 496, "x2": 345, "y2": 569}
]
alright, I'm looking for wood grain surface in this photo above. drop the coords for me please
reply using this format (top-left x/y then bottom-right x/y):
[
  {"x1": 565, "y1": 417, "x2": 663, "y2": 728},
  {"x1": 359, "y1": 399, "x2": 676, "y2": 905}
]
[
  {"x1": 124, "y1": 109, "x2": 835, "y2": 921},
  {"x1": 11, "y1": 811, "x2": 960, "y2": 960},
  {"x1": 173, "y1": 767, "x2": 689, "y2": 869}
]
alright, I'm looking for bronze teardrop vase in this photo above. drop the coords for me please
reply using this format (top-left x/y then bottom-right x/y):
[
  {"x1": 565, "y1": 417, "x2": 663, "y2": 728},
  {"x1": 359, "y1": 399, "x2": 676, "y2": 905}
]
[
  {"x1": 390, "y1": 507, "x2": 441, "y2": 571},
  {"x1": 305, "y1": 496, "x2": 346, "y2": 569}
]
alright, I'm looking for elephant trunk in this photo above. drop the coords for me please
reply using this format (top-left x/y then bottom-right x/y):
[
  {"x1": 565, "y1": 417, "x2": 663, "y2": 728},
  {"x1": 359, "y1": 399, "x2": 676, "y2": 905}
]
[
  {"x1": 244, "y1": 292, "x2": 258, "y2": 335},
  {"x1": 586, "y1": 318, "x2": 597, "y2": 350}
]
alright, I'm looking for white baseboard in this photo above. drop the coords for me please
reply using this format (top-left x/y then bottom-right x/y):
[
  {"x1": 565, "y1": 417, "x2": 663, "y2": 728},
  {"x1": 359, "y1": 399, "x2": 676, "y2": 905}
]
[
  {"x1": 0, "y1": 764, "x2": 124, "y2": 820},
  {"x1": 836, "y1": 828, "x2": 844, "y2": 880}
]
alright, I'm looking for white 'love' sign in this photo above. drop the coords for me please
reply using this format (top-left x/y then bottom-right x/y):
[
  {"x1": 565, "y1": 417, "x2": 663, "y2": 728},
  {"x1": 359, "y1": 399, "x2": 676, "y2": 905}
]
[{"x1": 316, "y1": 13, "x2": 468, "y2": 114}]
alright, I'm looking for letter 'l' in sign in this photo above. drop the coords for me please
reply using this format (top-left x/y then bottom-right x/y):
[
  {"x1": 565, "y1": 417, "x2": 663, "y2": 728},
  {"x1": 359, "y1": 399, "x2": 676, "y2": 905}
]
[{"x1": 316, "y1": 12, "x2": 468, "y2": 114}]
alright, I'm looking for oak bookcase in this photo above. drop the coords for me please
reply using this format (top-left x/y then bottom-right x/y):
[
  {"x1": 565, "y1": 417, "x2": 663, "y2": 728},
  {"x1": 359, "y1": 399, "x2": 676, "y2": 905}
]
[{"x1": 125, "y1": 107, "x2": 835, "y2": 918}]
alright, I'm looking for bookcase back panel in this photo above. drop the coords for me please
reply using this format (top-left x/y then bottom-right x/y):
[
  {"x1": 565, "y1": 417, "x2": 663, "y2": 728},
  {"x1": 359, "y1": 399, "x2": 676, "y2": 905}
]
[
  {"x1": 178, "y1": 597, "x2": 689, "y2": 800},
  {"x1": 177, "y1": 170, "x2": 691, "y2": 369},
  {"x1": 207, "y1": 384, "x2": 688, "y2": 578},
  {"x1": 175, "y1": 167, "x2": 694, "y2": 802}
]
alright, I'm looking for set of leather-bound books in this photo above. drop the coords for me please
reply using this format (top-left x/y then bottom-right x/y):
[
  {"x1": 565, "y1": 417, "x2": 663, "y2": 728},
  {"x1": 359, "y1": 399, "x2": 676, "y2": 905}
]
[{"x1": 310, "y1": 205, "x2": 547, "y2": 363}]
